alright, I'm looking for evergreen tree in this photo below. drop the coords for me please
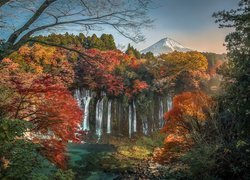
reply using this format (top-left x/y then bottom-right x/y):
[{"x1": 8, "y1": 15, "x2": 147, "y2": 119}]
[
  {"x1": 78, "y1": 33, "x2": 86, "y2": 45},
  {"x1": 213, "y1": 0, "x2": 250, "y2": 137},
  {"x1": 101, "y1": 34, "x2": 116, "y2": 50},
  {"x1": 93, "y1": 34, "x2": 104, "y2": 49},
  {"x1": 142, "y1": 52, "x2": 156, "y2": 60},
  {"x1": 126, "y1": 44, "x2": 141, "y2": 59},
  {"x1": 34, "y1": 33, "x2": 117, "y2": 50}
]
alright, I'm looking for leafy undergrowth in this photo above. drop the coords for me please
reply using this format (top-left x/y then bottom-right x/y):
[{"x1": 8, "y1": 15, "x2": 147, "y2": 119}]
[
  {"x1": 117, "y1": 145, "x2": 151, "y2": 159},
  {"x1": 68, "y1": 133, "x2": 168, "y2": 179}
]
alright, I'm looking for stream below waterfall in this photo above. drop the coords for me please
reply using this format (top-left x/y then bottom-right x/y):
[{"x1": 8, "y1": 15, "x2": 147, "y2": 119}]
[
  {"x1": 67, "y1": 143, "x2": 118, "y2": 180},
  {"x1": 67, "y1": 142, "x2": 166, "y2": 180},
  {"x1": 70, "y1": 88, "x2": 172, "y2": 179}
]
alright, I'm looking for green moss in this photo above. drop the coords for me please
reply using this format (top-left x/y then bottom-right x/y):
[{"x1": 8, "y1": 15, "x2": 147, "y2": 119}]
[{"x1": 117, "y1": 145, "x2": 151, "y2": 159}]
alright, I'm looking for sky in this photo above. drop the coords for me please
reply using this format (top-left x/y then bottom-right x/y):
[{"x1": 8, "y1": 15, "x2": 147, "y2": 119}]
[
  {"x1": 113, "y1": 0, "x2": 239, "y2": 54},
  {"x1": 0, "y1": 0, "x2": 239, "y2": 54}
]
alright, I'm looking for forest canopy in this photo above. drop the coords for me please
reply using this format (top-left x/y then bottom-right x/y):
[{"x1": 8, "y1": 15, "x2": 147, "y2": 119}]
[{"x1": 0, "y1": 0, "x2": 249, "y2": 179}]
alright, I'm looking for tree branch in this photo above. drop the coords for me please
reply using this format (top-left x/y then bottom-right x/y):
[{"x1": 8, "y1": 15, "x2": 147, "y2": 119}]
[
  {"x1": 0, "y1": 0, "x2": 11, "y2": 7},
  {"x1": 13, "y1": 10, "x2": 136, "y2": 48},
  {"x1": 28, "y1": 39, "x2": 94, "y2": 65},
  {"x1": 7, "y1": 0, "x2": 57, "y2": 44}
]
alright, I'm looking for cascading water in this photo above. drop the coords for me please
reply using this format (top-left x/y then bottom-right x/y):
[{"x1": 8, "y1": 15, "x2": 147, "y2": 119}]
[
  {"x1": 128, "y1": 105, "x2": 132, "y2": 138},
  {"x1": 128, "y1": 100, "x2": 137, "y2": 137},
  {"x1": 73, "y1": 88, "x2": 173, "y2": 138},
  {"x1": 107, "y1": 100, "x2": 112, "y2": 134},
  {"x1": 159, "y1": 97, "x2": 164, "y2": 128},
  {"x1": 74, "y1": 89, "x2": 92, "y2": 131},
  {"x1": 167, "y1": 96, "x2": 172, "y2": 111},
  {"x1": 74, "y1": 89, "x2": 83, "y2": 131},
  {"x1": 74, "y1": 89, "x2": 82, "y2": 107},
  {"x1": 133, "y1": 101, "x2": 137, "y2": 133},
  {"x1": 96, "y1": 97, "x2": 104, "y2": 140},
  {"x1": 82, "y1": 90, "x2": 92, "y2": 131},
  {"x1": 142, "y1": 117, "x2": 148, "y2": 135}
]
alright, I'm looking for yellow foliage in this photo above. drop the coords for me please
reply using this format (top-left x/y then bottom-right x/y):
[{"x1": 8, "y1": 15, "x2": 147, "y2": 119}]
[
  {"x1": 159, "y1": 51, "x2": 208, "y2": 72},
  {"x1": 117, "y1": 145, "x2": 151, "y2": 159}
]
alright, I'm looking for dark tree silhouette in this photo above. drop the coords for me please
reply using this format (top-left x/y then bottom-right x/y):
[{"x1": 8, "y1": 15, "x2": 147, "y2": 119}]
[{"x1": 0, "y1": 0, "x2": 152, "y2": 60}]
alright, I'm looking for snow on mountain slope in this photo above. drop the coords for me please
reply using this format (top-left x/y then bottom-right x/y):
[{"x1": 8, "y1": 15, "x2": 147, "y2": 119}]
[{"x1": 141, "y1": 37, "x2": 192, "y2": 56}]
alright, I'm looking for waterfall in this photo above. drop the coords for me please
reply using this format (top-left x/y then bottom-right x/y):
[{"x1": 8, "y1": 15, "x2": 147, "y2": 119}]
[
  {"x1": 142, "y1": 117, "x2": 148, "y2": 135},
  {"x1": 107, "y1": 100, "x2": 112, "y2": 134},
  {"x1": 167, "y1": 96, "x2": 172, "y2": 111},
  {"x1": 73, "y1": 88, "x2": 173, "y2": 138},
  {"x1": 159, "y1": 97, "x2": 164, "y2": 128},
  {"x1": 128, "y1": 105, "x2": 132, "y2": 138},
  {"x1": 96, "y1": 98, "x2": 104, "y2": 139},
  {"x1": 82, "y1": 90, "x2": 92, "y2": 131},
  {"x1": 128, "y1": 100, "x2": 136, "y2": 137},
  {"x1": 133, "y1": 101, "x2": 137, "y2": 133},
  {"x1": 74, "y1": 89, "x2": 92, "y2": 131},
  {"x1": 74, "y1": 89, "x2": 83, "y2": 130},
  {"x1": 74, "y1": 89, "x2": 82, "y2": 107}
]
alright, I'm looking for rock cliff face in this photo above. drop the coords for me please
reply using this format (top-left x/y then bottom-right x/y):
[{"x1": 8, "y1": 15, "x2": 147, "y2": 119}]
[{"x1": 74, "y1": 88, "x2": 172, "y2": 139}]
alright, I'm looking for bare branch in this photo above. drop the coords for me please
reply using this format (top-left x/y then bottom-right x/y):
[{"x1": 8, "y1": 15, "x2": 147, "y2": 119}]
[
  {"x1": 0, "y1": 0, "x2": 11, "y2": 7},
  {"x1": 28, "y1": 39, "x2": 94, "y2": 65},
  {"x1": 7, "y1": 0, "x2": 57, "y2": 44},
  {"x1": 80, "y1": 0, "x2": 92, "y2": 15},
  {"x1": 0, "y1": 0, "x2": 153, "y2": 60}
]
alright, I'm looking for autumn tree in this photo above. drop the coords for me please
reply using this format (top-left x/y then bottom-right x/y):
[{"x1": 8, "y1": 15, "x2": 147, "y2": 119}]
[
  {"x1": 9, "y1": 43, "x2": 75, "y2": 86},
  {"x1": 0, "y1": 0, "x2": 152, "y2": 60},
  {"x1": 160, "y1": 91, "x2": 213, "y2": 162},
  {"x1": 147, "y1": 51, "x2": 209, "y2": 94},
  {"x1": 76, "y1": 49, "x2": 149, "y2": 98},
  {"x1": 0, "y1": 58, "x2": 82, "y2": 168},
  {"x1": 126, "y1": 44, "x2": 141, "y2": 59}
]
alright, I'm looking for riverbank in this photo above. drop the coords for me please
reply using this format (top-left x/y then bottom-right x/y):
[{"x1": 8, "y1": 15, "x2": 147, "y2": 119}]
[{"x1": 67, "y1": 133, "x2": 168, "y2": 179}]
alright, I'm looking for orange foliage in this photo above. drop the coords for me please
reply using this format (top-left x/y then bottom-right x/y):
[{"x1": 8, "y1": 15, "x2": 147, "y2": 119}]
[
  {"x1": 148, "y1": 51, "x2": 209, "y2": 93},
  {"x1": 209, "y1": 59, "x2": 224, "y2": 76},
  {"x1": 125, "y1": 80, "x2": 149, "y2": 98},
  {"x1": 76, "y1": 49, "x2": 147, "y2": 97},
  {"x1": 163, "y1": 91, "x2": 212, "y2": 135},
  {"x1": 40, "y1": 139, "x2": 68, "y2": 169},
  {"x1": 159, "y1": 51, "x2": 208, "y2": 72},
  {"x1": 9, "y1": 44, "x2": 75, "y2": 86},
  {"x1": 0, "y1": 59, "x2": 82, "y2": 168},
  {"x1": 158, "y1": 91, "x2": 213, "y2": 163}
]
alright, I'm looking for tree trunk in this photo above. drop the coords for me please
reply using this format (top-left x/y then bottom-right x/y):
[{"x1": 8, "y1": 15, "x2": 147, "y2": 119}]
[{"x1": 0, "y1": 0, "x2": 10, "y2": 7}]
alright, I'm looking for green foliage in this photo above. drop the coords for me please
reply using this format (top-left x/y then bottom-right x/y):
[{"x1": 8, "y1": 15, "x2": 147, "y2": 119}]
[
  {"x1": 1, "y1": 140, "x2": 44, "y2": 180},
  {"x1": 172, "y1": 3, "x2": 250, "y2": 179},
  {"x1": 135, "y1": 132, "x2": 165, "y2": 151},
  {"x1": 202, "y1": 52, "x2": 226, "y2": 69},
  {"x1": 52, "y1": 169, "x2": 75, "y2": 180},
  {"x1": 117, "y1": 146, "x2": 151, "y2": 159},
  {"x1": 211, "y1": 2, "x2": 250, "y2": 177},
  {"x1": 181, "y1": 144, "x2": 219, "y2": 179},
  {"x1": 125, "y1": 44, "x2": 141, "y2": 59},
  {"x1": 213, "y1": 0, "x2": 250, "y2": 137},
  {"x1": 36, "y1": 33, "x2": 117, "y2": 51},
  {"x1": 0, "y1": 118, "x2": 75, "y2": 179},
  {"x1": 100, "y1": 34, "x2": 116, "y2": 50},
  {"x1": 0, "y1": 119, "x2": 44, "y2": 179},
  {"x1": 0, "y1": 119, "x2": 31, "y2": 142},
  {"x1": 141, "y1": 52, "x2": 156, "y2": 60},
  {"x1": 0, "y1": 86, "x2": 13, "y2": 118}
]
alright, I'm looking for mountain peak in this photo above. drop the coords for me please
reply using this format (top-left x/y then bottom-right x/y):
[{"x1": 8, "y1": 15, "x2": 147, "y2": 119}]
[{"x1": 141, "y1": 37, "x2": 192, "y2": 56}]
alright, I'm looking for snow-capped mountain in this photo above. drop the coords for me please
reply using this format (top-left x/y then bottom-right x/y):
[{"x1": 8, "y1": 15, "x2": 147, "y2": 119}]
[{"x1": 141, "y1": 37, "x2": 192, "y2": 56}]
